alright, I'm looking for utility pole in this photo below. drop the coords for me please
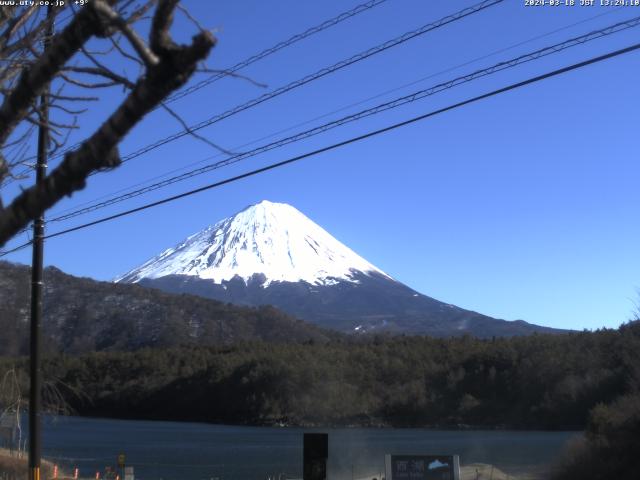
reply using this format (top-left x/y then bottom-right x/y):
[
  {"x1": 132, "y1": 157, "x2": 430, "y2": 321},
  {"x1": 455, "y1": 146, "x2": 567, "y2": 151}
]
[{"x1": 29, "y1": 7, "x2": 53, "y2": 480}]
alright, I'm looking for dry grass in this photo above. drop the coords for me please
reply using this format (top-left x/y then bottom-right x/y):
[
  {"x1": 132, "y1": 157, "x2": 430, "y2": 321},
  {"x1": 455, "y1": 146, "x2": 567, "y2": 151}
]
[
  {"x1": 0, "y1": 448, "x2": 59, "y2": 480},
  {"x1": 461, "y1": 463, "x2": 547, "y2": 480}
]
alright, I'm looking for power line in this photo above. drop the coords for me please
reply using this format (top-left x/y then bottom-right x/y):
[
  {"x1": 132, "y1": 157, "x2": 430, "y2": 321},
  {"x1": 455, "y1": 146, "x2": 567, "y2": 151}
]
[
  {"x1": 14, "y1": 0, "x2": 390, "y2": 169},
  {"x1": 45, "y1": 5, "x2": 627, "y2": 220},
  {"x1": 4, "y1": 0, "x2": 502, "y2": 189},
  {"x1": 0, "y1": 8, "x2": 94, "y2": 186},
  {"x1": 1, "y1": 39, "x2": 634, "y2": 257},
  {"x1": 0, "y1": 241, "x2": 31, "y2": 257},
  {"x1": 164, "y1": 0, "x2": 390, "y2": 105},
  {"x1": 6, "y1": 11, "x2": 637, "y2": 244},
  {"x1": 46, "y1": 15, "x2": 640, "y2": 225},
  {"x1": 112, "y1": 0, "x2": 505, "y2": 165},
  {"x1": 2, "y1": 0, "x2": 502, "y2": 240}
]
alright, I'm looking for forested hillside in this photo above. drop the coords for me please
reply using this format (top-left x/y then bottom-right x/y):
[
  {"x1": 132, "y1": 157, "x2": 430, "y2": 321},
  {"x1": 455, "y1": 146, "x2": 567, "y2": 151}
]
[
  {"x1": 0, "y1": 261, "x2": 332, "y2": 355},
  {"x1": 2, "y1": 322, "x2": 638, "y2": 430}
]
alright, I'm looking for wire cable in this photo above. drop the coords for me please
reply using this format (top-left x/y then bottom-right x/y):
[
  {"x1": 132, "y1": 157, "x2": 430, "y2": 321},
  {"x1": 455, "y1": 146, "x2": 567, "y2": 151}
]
[
  {"x1": 108, "y1": 0, "x2": 506, "y2": 166},
  {"x1": 1, "y1": 38, "x2": 635, "y2": 257},
  {"x1": 164, "y1": 0, "x2": 390, "y2": 105},
  {"x1": 2, "y1": 0, "x2": 502, "y2": 189},
  {"x1": 18, "y1": 0, "x2": 390, "y2": 168},
  {"x1": 44, "y1": 5, "x2": 628, "y2": 220},
  {"x1": 1, "y1": 0, "x2": 503, "y2": 241},
  {"x1": 45, "y1": 15, "x2": 640, "y2": 224}
]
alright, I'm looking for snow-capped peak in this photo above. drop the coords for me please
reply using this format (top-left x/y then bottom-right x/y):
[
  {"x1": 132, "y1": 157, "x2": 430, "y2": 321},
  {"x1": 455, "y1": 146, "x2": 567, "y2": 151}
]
[{"x1": 115, "y1": 200, "x2": 390, "y2": 286}]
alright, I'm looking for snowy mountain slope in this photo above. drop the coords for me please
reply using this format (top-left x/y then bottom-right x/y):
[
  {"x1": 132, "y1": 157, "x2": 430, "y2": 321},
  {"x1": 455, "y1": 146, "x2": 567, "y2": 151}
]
[
  {"x1": 117, "y1": 200, "x2": 565, "y2": 337},
  {"x1": 116, "y1": 200, "x2": 388, "y2": 286},
  {"x1": 137, "y1": 271, "x2": 564, "y2": 337}
]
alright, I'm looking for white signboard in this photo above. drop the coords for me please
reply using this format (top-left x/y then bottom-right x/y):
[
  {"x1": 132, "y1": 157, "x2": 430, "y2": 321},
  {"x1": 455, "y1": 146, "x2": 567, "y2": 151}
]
[
  {"x1": 385, "y1": 454, "x2": 460, "y2": 480},
  {"x1": 124, "y1": 466, "x2": 134, "y2": 480}
]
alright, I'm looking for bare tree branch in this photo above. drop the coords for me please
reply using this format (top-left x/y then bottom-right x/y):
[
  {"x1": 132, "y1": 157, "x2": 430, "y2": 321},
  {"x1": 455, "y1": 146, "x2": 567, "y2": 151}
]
[
  {"x1": 47, "y1": 93, "x2": 99, "y2": 102},
  {"x1": 0, "y1": 0, "x2": 215, "y2": 246},
  {"x1": 62, "y1": 65, "x2": 135, "y2": 88},
  {"x1": 108, "y1": 33, "x2": 144, "y2": 66},
  {"x1": 126, "y1": 0, "x2": 157, "y2": 25},
  {"x1": 150, "y1": 0, "x2": 178, "y2": 54},
  {"x1": 2, "y1": 124, "x2": 35, "y2": 149},
  {"x1": 195, "y1": 66, "x2": 267, "y2": 89},
  {"x1": 176, "y1": 2, "x2": 207, "y2": 34},
  {"x1": 59, "y1": 71, "x2": 120, "y2": 89},
  {"x1": 92, "y1": 0, "x2": 159, "y2": 67},
  {"x1": 48, "y1": 103, "x2": 88, "y2": 115},
  {"x1": 49, "y1": 116, "x2": 77, "y2": 156},
  {"x1": 0, "y1": 1, "x2": 115, "y2": 148},
  {"x1": 160, "y1": 101, "x2": 234, "y2": 155},
  {"x1": 0, "y1": 6, "x2": 37, "y2": 49}
]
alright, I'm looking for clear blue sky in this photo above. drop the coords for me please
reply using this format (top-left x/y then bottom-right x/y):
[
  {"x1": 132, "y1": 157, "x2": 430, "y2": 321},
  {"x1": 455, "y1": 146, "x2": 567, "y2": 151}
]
[{"x1": 3, "y1": 0, "x2": 639, "y2": 330}]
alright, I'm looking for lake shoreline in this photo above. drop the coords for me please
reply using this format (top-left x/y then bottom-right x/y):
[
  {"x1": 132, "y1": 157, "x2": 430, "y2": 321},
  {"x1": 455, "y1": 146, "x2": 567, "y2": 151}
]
[
  {"x1": 34, "y1": 415, "x2": 577, "y2": 480},
  {"x1": 0, "y1": 449, "x2": 547, "y2": 480},
  {"x1": 52, "y1": 411, "x2": 584, "y2": 432}
]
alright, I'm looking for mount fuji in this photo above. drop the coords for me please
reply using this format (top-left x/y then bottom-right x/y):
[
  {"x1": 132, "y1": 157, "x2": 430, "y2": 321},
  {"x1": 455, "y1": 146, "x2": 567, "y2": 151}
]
[
  {"x1": 116, "y1": 200, "x2": 388, "y2": 287},
  {"x1": 116, "y1": 201, "x2": 560, "y2": 337}
]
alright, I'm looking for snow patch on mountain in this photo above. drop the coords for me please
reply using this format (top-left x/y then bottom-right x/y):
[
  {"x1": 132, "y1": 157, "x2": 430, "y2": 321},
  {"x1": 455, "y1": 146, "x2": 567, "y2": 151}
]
[{"x1": 115, "y1": 200, "x2": 390, "y2": 287}]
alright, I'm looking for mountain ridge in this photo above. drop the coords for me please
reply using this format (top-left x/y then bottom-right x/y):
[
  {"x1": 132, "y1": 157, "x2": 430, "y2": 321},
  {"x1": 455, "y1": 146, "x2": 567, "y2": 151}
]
[
  {"x1": 0, "y1": 261, "x2": 333, "y2": 356},
  {"x1": 138, "y1": 271, "x2": 562, "y2": 337},
  {"x1": 116, "y1": 200, "x2": 565, "y2": 338}
]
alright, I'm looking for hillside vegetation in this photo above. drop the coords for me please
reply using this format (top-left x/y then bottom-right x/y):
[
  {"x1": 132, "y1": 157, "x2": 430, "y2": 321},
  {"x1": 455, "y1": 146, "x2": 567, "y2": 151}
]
[
  {"x1": 2, "y1": 322, "x2": 638, "y2": 431},
  {"x1": 0, "y1": 261, "x2": 332, "y2": 355}
]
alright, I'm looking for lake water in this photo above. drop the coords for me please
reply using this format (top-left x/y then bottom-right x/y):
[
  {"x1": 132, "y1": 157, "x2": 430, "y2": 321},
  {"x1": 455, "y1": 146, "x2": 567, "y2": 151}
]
[{"x1": 37, "y1": 416, "x2": 579, "y2": 480}]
